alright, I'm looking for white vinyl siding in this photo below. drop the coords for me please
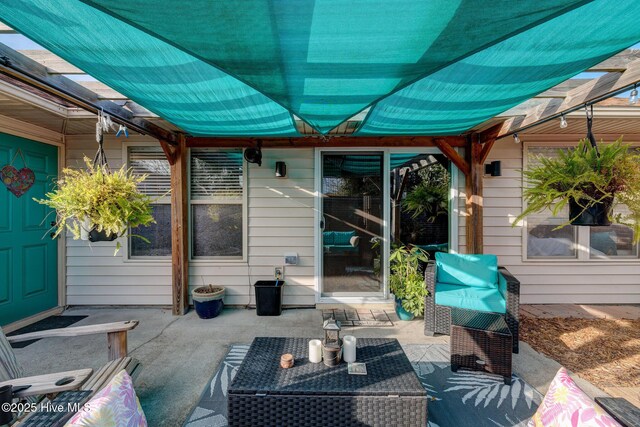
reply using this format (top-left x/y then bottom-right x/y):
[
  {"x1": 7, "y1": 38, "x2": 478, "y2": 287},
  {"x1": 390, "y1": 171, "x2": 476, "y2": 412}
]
[
  {"x1": 63, "y1": 134, "x2": 640, "y2": 306},
  {"x1": 65, "y1": 135, "x2": 172, "y2": 305},
  {"x1": 191, "y1": 148, "x2": 316, "y2": 305},
  {"x1": 484, "y1": 137, "x2": 640, "y2": 304},
  {"x1": 65, "y1": 136, "x2": 315, "y2": 306}
]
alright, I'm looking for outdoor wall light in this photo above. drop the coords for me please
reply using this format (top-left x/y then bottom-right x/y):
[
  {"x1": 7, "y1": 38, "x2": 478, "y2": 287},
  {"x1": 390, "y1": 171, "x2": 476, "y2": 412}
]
[
  {"x1": 244, "y1": 141, "x2": 262, "y2": 166},
  {"x1": 484, "y1": 160, "x2": 502, "y2": 177},
  {"x1": 630, "y1": 84, "x2": 638, "y2": 105},
  {"x1": 275, "y1": 161, "x2": 287, "y2": 177},
  {"x1": 513, "y1": 133, "x2": 521, "y2": 144}
]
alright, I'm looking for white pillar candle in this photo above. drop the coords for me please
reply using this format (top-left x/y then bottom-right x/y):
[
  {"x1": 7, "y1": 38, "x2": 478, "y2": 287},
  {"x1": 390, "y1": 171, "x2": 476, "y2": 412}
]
[
  {"x1": 343, "y1": 335, "x2": 356, "y2": 363},
  {"x1": 309, "y1": 339, "x2": 322, "y2": 363}
]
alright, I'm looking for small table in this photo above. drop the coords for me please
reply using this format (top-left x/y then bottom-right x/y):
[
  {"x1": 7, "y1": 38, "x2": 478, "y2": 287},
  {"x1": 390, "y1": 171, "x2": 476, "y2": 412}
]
[
  {"x1": 450, "y1": 308, "x2": 512, "y2": 385},
  {"x1": 228, "y1": 337, "x2": 427, "y2": 427}
]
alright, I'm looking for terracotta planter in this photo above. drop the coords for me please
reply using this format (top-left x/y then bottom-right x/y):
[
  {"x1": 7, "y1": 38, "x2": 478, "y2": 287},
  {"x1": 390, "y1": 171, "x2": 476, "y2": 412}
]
[
  {"x1": 192, "y1": 285, "x2": 225, "y2": 319},
  {"x1": 569, "y1": 197, "x2": 612, "y2": 226}
]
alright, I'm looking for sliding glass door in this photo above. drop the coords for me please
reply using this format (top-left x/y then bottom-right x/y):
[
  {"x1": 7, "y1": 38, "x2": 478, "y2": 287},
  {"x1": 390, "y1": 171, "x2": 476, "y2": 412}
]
[
  {"x1": 320, "y1": 153, "x2": 385, "y2": 297},
  {"x1": 317, "y1": 149, "x2": 454, "y2": 300}
]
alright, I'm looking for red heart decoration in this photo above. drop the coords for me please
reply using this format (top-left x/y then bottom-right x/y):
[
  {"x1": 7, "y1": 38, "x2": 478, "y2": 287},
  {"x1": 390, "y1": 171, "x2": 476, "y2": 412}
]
[{"x1": 1, "y1": 165, "x2": 35, "y2": 198}]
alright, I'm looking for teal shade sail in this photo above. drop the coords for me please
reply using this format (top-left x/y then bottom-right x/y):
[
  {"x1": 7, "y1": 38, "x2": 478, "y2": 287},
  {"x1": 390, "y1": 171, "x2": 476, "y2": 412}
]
[
  {"x1": 357, "y1": 1, "x2": 640, "y2": 135},
  {"x1": 0, "y1": 0, "x2": 299, "y2": 136},
  {"x1": 1, "y1": 1, "x2": 639, "y2": 136}
]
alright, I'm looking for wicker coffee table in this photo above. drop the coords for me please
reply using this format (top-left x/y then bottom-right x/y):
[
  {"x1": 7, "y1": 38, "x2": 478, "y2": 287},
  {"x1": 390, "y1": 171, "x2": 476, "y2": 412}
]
[
  {"x1": 228, "y1": 337, "x2": 427, "y2": 427},
  {"x1": 450, "y1": 308, "x2": 513, "y2": 385}
]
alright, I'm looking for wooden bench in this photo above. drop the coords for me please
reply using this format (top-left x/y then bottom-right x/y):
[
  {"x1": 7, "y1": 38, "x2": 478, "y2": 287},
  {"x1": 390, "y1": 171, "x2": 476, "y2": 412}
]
[
  {"x1": 6, "y1": 320, "x2": 139, "y2": 361},
  {"x1": 0, "y1": 320, "x2": 141, "y2": 425}
]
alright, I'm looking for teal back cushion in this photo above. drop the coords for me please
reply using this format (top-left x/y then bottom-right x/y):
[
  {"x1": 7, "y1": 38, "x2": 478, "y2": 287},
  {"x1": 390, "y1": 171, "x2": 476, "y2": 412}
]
[
  {"x1": 333, "y1": 231, "x2": 355, "y2": 245},
  {"x1": 323, "y1": 231, "x2": 335, "y2": 245},
  {"x1": 435, "y1": 253, "x2": 498, "y2": 289},
  {"x1": 591, "y1": 232, "x2": 617, "y2": 256}
]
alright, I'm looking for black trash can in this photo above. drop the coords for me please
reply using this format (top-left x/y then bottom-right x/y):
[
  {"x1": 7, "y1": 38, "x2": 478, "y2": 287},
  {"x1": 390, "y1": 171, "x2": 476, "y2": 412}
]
[{"x1": 254, "y1": 280, "x2": 285, "y2": 316}]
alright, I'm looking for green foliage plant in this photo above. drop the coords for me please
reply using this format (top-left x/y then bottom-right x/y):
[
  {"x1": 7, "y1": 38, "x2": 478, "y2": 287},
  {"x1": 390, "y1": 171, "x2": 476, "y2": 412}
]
[
  {"x1": 389, "y1": 245, "x2": 429, "y2": 316},
  {"x1": 402, "y1": 165, "x2": 449, "y2": 222},
  {"x1": 35, "y1": 157, "x2": 155, "y2": 254},
  {"x1": 514, "y1": 138, "x2": 640, "y2": 242}
]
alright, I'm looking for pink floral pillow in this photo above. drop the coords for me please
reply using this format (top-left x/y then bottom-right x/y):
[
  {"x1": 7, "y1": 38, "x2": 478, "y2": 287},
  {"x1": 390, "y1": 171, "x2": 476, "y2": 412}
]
[
  {"x1": 65, "y1": 370, "x2": 147, "y2": 427},
  {"x1": 528, "y1": 367, "x2": 621, "y2": 427}
]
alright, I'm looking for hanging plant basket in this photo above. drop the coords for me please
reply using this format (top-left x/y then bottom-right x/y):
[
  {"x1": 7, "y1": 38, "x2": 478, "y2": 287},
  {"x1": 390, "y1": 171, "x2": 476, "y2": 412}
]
[
  {"x1": 568, "y1": 197, "x2": 613, "y2": 226},
  {"x1": 35, "y1": 157, "x2": 155, "y2": 254},
  {"x1": 88, "y1": 227, "x2": 119, "y2": 242},
  {"x1": 515, "y1": 137, "x2": 640, "y2": 241}
]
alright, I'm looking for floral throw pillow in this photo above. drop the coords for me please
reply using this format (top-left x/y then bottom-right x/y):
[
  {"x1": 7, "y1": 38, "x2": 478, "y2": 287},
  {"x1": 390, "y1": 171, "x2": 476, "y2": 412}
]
[
  {"x1": 65, "y1": 369, "x2": 147, "y2": 427},
  {"x1": 528, "y1": 367, "x2": 621, "y2": 427}
]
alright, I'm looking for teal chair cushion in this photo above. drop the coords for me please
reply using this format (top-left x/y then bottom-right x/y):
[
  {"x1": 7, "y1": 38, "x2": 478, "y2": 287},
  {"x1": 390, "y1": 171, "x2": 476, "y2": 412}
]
[
  {"x1": 591, "y1": 232, "x2": 617, "y2": 255},
  {"x1": 435, "y1": 253, "x2": 498, "y2": 289},
  {"x1": 333, "y1": 231, "x2": 355, "y2": 245},
  {"x1": 323, "y1": 231, "x2": 335, "y2": 245},
  {"x1": 435, "y1": 282, "x2": 507, "y2": 314}
]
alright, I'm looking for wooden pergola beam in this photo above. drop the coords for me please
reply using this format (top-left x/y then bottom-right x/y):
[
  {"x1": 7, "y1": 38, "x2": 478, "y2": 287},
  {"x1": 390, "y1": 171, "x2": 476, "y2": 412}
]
[
  {"x1": 465, "y1": 134, "x2": 483, "y2": 254},
  {"x1": 587, "y1": 49, "x2": 640, "y2": 72},
  {"x1": 0, "y1": 43, "x2": 177, "y2": 144},
  {"x1": 497, "y1": 59, "x2": 640, "y2": 138},
  {"x1": 167, "y1": 135, "x2": 189, "y2": 315},
  {"x1": 478, "y1": 123, "x2": 503, "y2": 164},
  {"x1": 431, "y1": 138, "x2": 469, "y2": 175},
  {"x1": 186, "y1": 135, "x2": 467, "y2": 148}
]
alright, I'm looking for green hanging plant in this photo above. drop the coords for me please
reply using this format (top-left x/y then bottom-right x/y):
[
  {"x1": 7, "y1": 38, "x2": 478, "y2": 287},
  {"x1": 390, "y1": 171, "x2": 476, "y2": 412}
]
[
  {"x1": 389, "y1": 245, "x2": 429, "y2": 316},
  {"x1": 35, "y1": 157, "x2": 155, "y2": 254},
  {"x1": 514, "y1": 137, "x2": 640, "y2": 241}
]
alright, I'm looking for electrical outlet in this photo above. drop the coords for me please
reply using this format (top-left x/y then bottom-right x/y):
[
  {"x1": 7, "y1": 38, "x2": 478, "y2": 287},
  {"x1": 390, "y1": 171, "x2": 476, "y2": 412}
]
[{"x1": 274, "y1": 266, "x2": 284, "y2": 280}]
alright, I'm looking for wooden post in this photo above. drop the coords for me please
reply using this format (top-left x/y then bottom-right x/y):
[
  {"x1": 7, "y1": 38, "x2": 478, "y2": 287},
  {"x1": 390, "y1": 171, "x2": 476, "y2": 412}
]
[
  {"x1": 167, "y1": 135, "x2": 189, "y2": 315},
  {"x1": 107, "y1": 331, "x2": 128, "y2": 361},
  {"x1": 465, "y1": 134, "x2": 484, "y2": 254}
]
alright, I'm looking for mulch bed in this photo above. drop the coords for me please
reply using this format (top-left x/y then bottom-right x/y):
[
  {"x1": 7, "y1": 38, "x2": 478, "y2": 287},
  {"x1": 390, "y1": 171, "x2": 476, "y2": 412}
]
[{"x1": 520, "y1": 316, "x2": 640, "y2": 388}]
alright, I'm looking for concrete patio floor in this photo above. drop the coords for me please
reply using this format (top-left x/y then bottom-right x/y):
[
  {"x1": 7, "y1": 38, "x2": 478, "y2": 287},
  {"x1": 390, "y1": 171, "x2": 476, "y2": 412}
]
[{"x1": 14, "y1": 306, "x2": 611, "y2": 426}]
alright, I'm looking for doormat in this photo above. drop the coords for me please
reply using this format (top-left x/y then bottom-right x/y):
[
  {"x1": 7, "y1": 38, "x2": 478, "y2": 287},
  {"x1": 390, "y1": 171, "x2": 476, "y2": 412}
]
[
  {"x1": 8, "y1": 315, "x2": 88, "y2": 348},
  {"x1": 322, "y1": 309, "x2": 395, "y2": 327},
  {"x1": 184, "y1": 344, "x2": 541, "y2": 427}
]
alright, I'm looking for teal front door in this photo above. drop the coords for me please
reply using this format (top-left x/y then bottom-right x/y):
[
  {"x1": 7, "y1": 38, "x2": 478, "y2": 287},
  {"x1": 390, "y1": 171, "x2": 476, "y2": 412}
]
[{"x1": 0, "y1": 133, "x2": 58, "y2": 326}]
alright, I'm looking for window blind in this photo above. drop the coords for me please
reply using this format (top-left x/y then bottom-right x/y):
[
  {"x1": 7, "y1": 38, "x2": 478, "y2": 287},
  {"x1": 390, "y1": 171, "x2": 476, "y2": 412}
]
[
  {"x1": 190, "y1": 149, "x2": 243, "y2": 200},
  {"x1": 129, "y1": 146, "x2": 171, "y2": 197}
]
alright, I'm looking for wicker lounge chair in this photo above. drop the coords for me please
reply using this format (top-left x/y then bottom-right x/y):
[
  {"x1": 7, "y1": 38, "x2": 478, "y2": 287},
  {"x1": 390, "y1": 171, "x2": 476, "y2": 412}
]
[{"x1": 424, "y1": 257, "x2": 520, "y2": 353}]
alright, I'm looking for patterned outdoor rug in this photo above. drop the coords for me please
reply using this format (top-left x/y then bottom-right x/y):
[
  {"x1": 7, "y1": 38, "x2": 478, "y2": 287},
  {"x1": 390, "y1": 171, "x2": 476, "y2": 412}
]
[{"x1": 184, "y1": 344, "x2": 542, "y2": 427}]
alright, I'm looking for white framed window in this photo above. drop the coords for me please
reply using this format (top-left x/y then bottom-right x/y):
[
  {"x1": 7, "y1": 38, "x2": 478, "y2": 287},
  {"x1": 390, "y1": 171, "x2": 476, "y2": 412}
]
[
  {"x1": 128, "y1": 146, "x2": 172, "y2": 258},
  {"x1": 524, "y1": 144, "x2": 639, "y2": 260},
  {"x1": 190, "y1": 148, "x2": 245, "y2": 260}
]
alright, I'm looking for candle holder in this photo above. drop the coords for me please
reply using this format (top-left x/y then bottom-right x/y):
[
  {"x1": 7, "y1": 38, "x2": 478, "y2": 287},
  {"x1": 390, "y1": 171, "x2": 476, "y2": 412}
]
[
  {"x1": 280, "y1": 353, "x2": 294, "y2": 369},
  {"x1": 322, "y1": 318, "x2": 342, "y2": 367}
]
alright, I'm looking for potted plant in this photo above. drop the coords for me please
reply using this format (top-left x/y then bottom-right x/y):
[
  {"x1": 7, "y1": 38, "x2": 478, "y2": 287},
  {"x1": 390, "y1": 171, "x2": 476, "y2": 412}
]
[
  {"x1": 389, "y1": 245, "x2": 429, "y2": 320},
  {"x1": 35, "y1": 157, "x2": 155, "y2": 254},
  {"x1": 516, "y1": 138, "x2": 640, "y2": 237},
  {"x1": 192, "y1": 285, "x2": 225, "y2": 319}
]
